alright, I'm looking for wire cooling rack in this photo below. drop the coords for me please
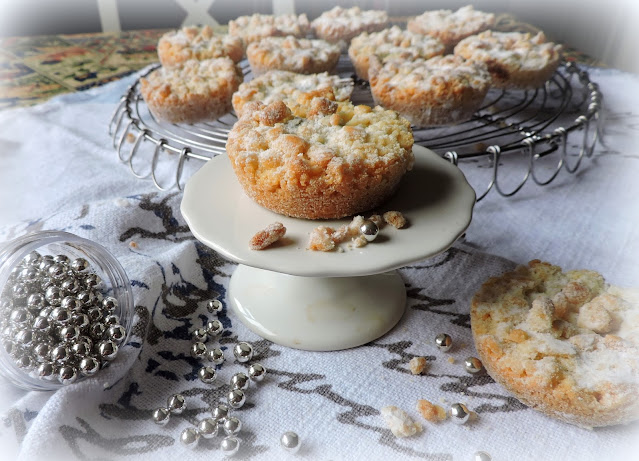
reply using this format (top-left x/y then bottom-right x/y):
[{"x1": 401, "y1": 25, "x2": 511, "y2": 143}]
[{"x1": 108, "y1": 55, "x2": 603, "y2": 200}]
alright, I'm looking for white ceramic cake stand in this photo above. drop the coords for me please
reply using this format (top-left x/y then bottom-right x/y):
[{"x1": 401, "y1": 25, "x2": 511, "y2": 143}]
[{"x1": 180, "y1": 146, "x2": 475, "y2": 351}]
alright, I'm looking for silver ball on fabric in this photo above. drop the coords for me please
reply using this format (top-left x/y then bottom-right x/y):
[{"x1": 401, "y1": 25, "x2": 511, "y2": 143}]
[
  {"x1": 248, "y1": 363, "x2": 266, "y2": 382},
  {"x1": 207, "y1": 347, "x2": 224, "y2": 365},
  {"x1": 211, "y1": 403, "x2": 230, "y2": 422},
  {"x1": 97, "y1": 340, "x2": 118, "y2": 361},
  {"x1": 191, "y1": 342, "x2": 207, "y2": 360},
  {"x1": 474, "y1": 451, "x2": 492, "y2": 461},
  {"x1": 152, "y1": 407, "x2": 171, "y2": 426},
  {"x1": 233, "y1": 342, "x2": 253, "y2": 363},
  {"x1": 198, "y1": 366, "x2": 217, "y2": 384},
  {"x1": 220, "y1": 436, "x2": 240, "y2": 457},
  {"x1": 227, "y1": 389, "x2": 246, "y2": 409},
  {"x1": 79, "y1": 357, "x2": 100, "y2": 376},
  {"x1": 167, "y1": 394, "x2": 187, "y2": 414},
  {"x1": 107, "y1": 325, "x2": 127, "y2": 343},
  {"x1": 197, "y1": 417, "x2": 218, "y2": 439},
  {"x1": 179, "y1": 427, "x2": 200, "y2": 448},
  {"x1": 359, "y1": 219, "x2": 379, "y2": 242},
  {"x1": 206, "y1": 319, "x2": 223, "y2": 337},
  {"x1": 230, "y1": 372, "x2": 249, "y2": 391},
  {"x1": 222, "y1": 416, "x2": 242, "y2": 436},
  {"x1": 435, "y1": 333, "x2": 453, "y2": 352},
  {"x1": 58, "y1": 365, "x2": 78, "y2": 385},
  {"x1": 70, "y1": 258, "x2": 89, "y2": 273},
  {"x1": 464, "y1": 357, "x2": 484, "y2": 374},
  {"x1": 206, "y1": 299, "x2": 223, "y2": 315},
  {"x1": 192, "y1": 327, "x2": 208, "y2": 343},
  {"x1": 280, "y1": 431, "x2": 301, "y2": 453},
  {"x1": 449, "y1": 403, "x2": 470, "y2": 425}
]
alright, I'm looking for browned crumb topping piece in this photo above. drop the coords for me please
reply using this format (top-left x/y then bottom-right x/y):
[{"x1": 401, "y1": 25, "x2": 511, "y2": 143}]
[
  {"x1": 383, "y1": 210, "x2": 407, "y2": 229},
  {"x1": 249, "y1": 222, "x2": 286, "y2": 250},
  {"x1": 409, "y1": 356, "x2": 427, "y2": 375},
  {"x1": 416, "y1": 399, "x2": 447, "y2": 422}
]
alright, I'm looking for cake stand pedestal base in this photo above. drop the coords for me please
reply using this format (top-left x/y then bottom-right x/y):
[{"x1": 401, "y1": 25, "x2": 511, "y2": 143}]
[{"x1": 227, "y1": 265, "x2": 406, "y2": 351}]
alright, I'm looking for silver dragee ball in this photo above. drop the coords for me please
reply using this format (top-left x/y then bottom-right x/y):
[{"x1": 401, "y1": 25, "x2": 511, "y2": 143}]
[
  {"x1": 223, "y1": 416, "x2": 242, "y2": 436},
  {"x1": 280, "y1": 431, "x2": 301, "y2": 453},
  {"x1": 97, "y1": 340, "x2": 118, "y2": 361},
  {"x1": 61, "y1": 278, "x2": 80, "y2": 294},
  {"x1": 33, "y1": 343, "x2": 51, "y2": 362},
  {"x1": 60, "y1": 296, "x2": 79, "y2": 311},
  {"x1": 71, "y1": 257, "x2": 89, "y2": 273},
  {"x1": 50, "y1": 345, "x2": 69, "y2": 362},
  {"x1": 230, "y1": 372, "x2": 249, "y2": 391},
  {"x1": 227, "y1": 389, "x2": 246, "y2": 409},
  {"x1": 107, "y1": 325, "x2": 127, "y2": 343},
  {"x1": 435, "y1": 333, "x2": 453, "y2": 352},
  {"x1": 191, "y1": 342, "x2": 207, "y2": 359},
  {"x1": 207, "y1": 347, "x2": 224, "y2": 365},
  {"x1": 197, "y1": 417, "x2": 218, "y2": 438},
  {"x1": 102, "y1": 296, "x2": 118, "y2": 312},
  {"x1": 233, "y1": 342, "x2": 253, "y2": 363},
  {"x1": 37, "y1": 362, "x2": 55, "y2": 379},
  {"x1": 58, "y1": 365, "x2": 78, "y2": 385},
  {"x1": 450, "y1": 403, "x2": 471, "y2": 425},
  {"x1": 248, "y1": 363, "x2": 266, "y2": 382},
  {"x1": 167, "y1": 394, "x2": 186, "y2": 414},
  {"x1": 53, "y1": 254, "x2": 70, "y2": 265},
  {"x1": 179, "y1": 427, "x2": 200, "y2": 448},
  {"x1": 152, "y1": 407, "x2": 171, "y2": 426},
  {"x1": 59, "y1": 326, "x2": 80, "y2": 342},
  {"x1": 73, "y1": 313, "x2": 90, "y2": 330},
  {"x1": 72, "y1": 341, "x2": 92, "y2": 357},
  {"x1": 27, "y1": 293, "x2": 46, "y2": 310},
  {"x1": 79, "y1": 357, "x2": 100, "y2": 376},
  {"x1": 220, "y1": 436, "x2": 240, "y2": 457},
  {"x1": 475, "y1": 451, "x2": 492, "y2": 461},
  {"x1": 192, "y1": 327, "x2": 208, "y2": 343},
  {"x1": 206, "y1": 299, "x2": 223, "y2": 315},
  {"x1": 359, "y1": 219, "x2": 379, "y2": 242},
  {"x1": 464, "y1": 357, "x2": 484, "y2": 374},
  {"x1": 103, "y1": 314, "x2": 120, "y2": 327},
  {"x1": 198, "y1": 366, "x2": 217, "y2": 384},
  {"x1": 211, "y1": 403, "x2": 230, "y2": 422},
  {"x1": 206, "y1": 319, "x2": 223, "y2": 336}
]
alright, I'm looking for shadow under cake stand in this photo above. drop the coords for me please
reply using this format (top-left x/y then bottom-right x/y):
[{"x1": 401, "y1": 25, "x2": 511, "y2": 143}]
[{"x1": 180, "y1": 146, "x2": 475, "y2": 351}]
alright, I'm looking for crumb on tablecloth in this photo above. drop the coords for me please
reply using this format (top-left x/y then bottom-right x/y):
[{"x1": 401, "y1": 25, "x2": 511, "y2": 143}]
[
  {"x1": 249, "y1": 222, "x2": 286, "y2": 250},
  {"x1": 416, "y1": 399, "x2": 447, "y2": 422},
  {"x1": 409, "y1": 356, "x2": 427, "y2": 375},
  {"x1": 380, "y1": 405, "x2": 423, "y2": 438}
]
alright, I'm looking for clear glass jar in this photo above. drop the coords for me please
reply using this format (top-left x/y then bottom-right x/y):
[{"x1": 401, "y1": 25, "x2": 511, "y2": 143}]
[{"x1": 0, "y1": 231, "x2": 134, "y2": 391}]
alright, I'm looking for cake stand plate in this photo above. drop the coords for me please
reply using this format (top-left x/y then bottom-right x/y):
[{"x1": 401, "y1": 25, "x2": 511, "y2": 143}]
[{"x1": 181, "y1": 145, "x2": 475, "y2": 350}]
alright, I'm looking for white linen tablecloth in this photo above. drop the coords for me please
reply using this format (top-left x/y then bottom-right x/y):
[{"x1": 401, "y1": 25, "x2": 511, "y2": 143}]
[{"x1": 0, "y1": 66, "x2": 637, "y2": 461}]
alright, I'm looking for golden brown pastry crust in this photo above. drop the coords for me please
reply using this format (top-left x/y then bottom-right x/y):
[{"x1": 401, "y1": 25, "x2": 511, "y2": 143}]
[
  {"x1": 226, "y1": 100, "x2": 414, "y2": 219},
  {"x1": 471, "y1": 260, "x2": 639, "y2": 428}
]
